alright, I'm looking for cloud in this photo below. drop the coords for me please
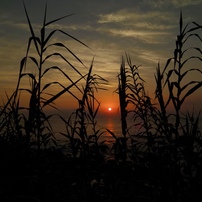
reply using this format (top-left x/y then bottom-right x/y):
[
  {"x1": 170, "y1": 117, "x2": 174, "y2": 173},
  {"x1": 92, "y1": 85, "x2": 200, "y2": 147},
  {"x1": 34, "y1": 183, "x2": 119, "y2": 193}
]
[
  {"x1": 0, "y1": 19, "x2": 37, "y2": 36},
  {"x1": 139, "y1": 0, "x2": 202, "y2": 8},
  {"x1": 101, "y1": 28, "x2": 171, "y2": 44},
  {"x1": 98, "y1": 11, "x2": 129, "y2": 24},
  {"x1": 97, "y1": 9, "x2": 176, "y2": 44},
  {"x1": 171, "y1": 0, "x2": 202, "y2": 7},
  {"x1": 98, "y1": 9, "x2": 177, "y2": 25},
  {"x1": 46, "y1": 23, "x2": 92, "y2": 31},
  {"x1": 137, "y1": 50, "x2": 162, "y2": 64}
]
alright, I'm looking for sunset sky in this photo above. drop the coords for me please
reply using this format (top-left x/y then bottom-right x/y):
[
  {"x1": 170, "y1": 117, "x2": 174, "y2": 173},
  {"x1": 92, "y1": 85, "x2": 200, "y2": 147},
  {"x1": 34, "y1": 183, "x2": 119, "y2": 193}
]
[{"x1": 0, "y1": 0, "x2": 202, "y2": 114}]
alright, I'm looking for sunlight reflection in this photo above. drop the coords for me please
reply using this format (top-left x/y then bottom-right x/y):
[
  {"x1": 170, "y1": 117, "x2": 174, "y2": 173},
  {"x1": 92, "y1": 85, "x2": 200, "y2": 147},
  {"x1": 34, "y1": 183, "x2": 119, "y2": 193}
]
[{"x1": 106, "y1": 117, "x2": 115, "y2": 133}]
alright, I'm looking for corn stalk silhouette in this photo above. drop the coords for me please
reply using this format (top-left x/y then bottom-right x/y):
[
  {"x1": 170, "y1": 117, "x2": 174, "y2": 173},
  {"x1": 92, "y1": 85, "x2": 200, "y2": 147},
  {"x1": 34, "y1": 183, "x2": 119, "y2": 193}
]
[
  {"x1": 0, "y1": 2, "x2": 89, "y2": 150},
  {"x1": 155, "y1": 12, "x2": 202, "y2": 140}
]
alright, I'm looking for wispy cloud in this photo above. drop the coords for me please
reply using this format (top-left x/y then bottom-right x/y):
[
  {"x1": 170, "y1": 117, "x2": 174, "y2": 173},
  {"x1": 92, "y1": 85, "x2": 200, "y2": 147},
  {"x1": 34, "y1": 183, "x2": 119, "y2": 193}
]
[
  {"x1": 101, "y1": 28, "x2": 171, "y2": 44},
  {"x1": 139, "y1": 0, "x2": 202, "y2": 8},
  {"x1": 97, "y1": 10, "x2": 176, "y2": 45},
  {"x1": 171, "y1": 0, "x2": 202, "y2": 7},
  {"x1": 0, "y1": 19, "x2": 37, "y2": 34},
  {"x1": 46, "y1": 23, "x2": 92, "y2": 31},
  {"x1": 98, "y1": 10, "x2": 177, "y2": 26},
  {"x1": 137, "y1": 50, "x2": 163, "y2": 64}
]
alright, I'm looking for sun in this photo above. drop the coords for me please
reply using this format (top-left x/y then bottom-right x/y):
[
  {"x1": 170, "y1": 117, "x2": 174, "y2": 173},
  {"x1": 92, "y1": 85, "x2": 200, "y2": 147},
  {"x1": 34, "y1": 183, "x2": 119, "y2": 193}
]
[{"x1": 108, "y1": 107, "x2": 112, "y2": 112}]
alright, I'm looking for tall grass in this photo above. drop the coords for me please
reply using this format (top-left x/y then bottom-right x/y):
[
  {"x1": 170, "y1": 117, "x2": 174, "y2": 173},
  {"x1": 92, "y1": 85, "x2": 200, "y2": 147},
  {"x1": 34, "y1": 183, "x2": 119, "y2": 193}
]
[
  {"x1": 1, "y1": 5, "x2": 202, "y2": 201},
  {"x1": 0, "y1": 3, "x2": 91, "y2": 151},
  {"x1": 115, "y1": 11, "x2": 202, "y2": 153},
  {"x1": 113, "y1": 12, "x2": 202, "y2": 201},
  {"x1": 59, "y1": 58, "x2": 108, "y2": 159}
]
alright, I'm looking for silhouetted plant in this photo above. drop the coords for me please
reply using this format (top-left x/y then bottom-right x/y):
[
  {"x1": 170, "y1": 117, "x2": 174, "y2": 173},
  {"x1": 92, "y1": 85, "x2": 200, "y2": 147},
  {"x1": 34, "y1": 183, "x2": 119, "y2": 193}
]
[
  {"x1": 0, "y1": 2, "x2": 89, "y2": 151},
  {"x1": 154, "y1": 14, "x2": 202, "y2": 195},
  {"x1": 1, "y1": 6, "x2": 202, "y2": 202},
  {"x1": 155, "y1": 11, "x2": 202, "y2": 137},
  {"x1": 0, "y1": 92, "x2": 26, "y2": 145},
  {"x1": 60, "y1": 58, "x2": 108, "y2": 159},
  {"x1": 110, "y1": 54, "x2": 157, "y2": 163},
  {"x1": 103, "y1": 12, "x2": 202, "y2": 202},
  {"x1": 114, "y1": 12, "x2": 202, "y2": 201}
]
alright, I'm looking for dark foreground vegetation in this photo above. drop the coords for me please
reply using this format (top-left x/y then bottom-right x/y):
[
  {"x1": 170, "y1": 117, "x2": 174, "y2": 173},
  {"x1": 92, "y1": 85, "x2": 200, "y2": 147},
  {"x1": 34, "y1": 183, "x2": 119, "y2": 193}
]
[{"x1": 1, "y1": 3, "x2": 202, "y2": 202}]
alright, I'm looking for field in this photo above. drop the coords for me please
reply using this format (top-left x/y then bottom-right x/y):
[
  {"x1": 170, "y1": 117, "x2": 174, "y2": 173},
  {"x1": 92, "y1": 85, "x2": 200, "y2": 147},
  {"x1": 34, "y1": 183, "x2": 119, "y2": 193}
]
[{"x1": 1, "y1": 4, "x2": 202, "y2": 202}]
